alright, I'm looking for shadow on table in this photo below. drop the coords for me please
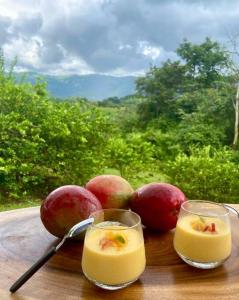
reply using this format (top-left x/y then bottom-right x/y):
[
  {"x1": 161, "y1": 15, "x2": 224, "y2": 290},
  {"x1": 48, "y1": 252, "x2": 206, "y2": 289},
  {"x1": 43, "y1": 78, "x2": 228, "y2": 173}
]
[{"x1": 80, "y1": 277, "x2": 146, "y2": 300}]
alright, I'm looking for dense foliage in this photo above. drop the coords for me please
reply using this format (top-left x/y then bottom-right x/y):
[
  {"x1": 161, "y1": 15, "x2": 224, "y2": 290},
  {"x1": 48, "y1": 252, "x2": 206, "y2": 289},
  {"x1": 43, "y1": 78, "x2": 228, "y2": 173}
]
[{"x1": 0, "y1": 38, "x2": 239, "y2": 205}]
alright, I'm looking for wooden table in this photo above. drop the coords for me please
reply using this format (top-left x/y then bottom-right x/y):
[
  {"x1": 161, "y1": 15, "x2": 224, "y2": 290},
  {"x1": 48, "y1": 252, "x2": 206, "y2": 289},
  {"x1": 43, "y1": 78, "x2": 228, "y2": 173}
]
[{"x1": 0, "y1": 206, "x2": 239, "y2": 300}]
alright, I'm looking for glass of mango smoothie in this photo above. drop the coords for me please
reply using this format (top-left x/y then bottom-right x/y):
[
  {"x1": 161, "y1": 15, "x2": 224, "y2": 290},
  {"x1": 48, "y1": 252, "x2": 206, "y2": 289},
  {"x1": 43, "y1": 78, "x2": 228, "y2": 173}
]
[
  {"x1": 174, "y1": 200, "x2": 231, "y2": 269},
  {"x1": 81, "y1": 209, "x2": 146, "y2": 290}
]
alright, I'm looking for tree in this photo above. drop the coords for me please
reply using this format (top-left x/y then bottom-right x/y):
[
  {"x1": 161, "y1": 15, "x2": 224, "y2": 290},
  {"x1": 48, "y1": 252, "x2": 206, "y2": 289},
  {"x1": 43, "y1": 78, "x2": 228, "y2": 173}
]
[
  {"x1": 232, "y1": 84, "x2": 239, "y2": 149},
  {"x1": 175, "y1": 86, "x2": 235, "y2": 149},
  {"x1": 136, "y1": 60, "x2": 186, "y2": 126},
  {"x1": 227, "y1": 33, "x2": 239, "y2": 150},
  {"x1": 177, "y1": 38, "x2": 230, "y2": 88},
  {"x1": 136, "y1": 38, "x2": 232, "y2": 130}
]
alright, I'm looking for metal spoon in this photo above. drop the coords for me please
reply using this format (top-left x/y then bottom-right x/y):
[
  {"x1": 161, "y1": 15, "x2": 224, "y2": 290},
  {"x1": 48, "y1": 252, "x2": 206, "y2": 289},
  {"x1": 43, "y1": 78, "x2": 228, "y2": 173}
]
[
  {"x1": 9, "y1": 217, "x2": 94, "y2": 293},
  {"x1": 223, "y1": 204, "x2": 239, "y2": 218}
]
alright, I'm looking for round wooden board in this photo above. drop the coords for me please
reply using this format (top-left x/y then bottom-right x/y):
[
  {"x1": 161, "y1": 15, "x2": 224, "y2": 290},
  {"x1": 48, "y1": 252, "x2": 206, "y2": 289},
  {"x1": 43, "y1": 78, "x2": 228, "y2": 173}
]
[{"x1": 0, "y1": 206, "x2": 239, "y2": 300}]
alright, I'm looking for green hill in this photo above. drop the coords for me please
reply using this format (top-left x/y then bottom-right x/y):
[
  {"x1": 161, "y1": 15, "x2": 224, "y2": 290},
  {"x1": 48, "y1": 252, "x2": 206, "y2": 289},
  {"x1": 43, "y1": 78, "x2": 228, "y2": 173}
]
[{"x1": 16, "y1": 72, "x2": 136, "y2": 100}]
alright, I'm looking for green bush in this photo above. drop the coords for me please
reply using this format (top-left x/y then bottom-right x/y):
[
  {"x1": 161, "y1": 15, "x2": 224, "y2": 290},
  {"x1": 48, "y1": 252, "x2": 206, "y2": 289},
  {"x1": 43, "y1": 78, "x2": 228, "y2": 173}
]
[
  {"x1": 142, "y1": 129, "x2": 182, "y2": 160},
  {"x1": 175, "y1": 122, "x2": 226, "y2": 150},
  {"x1": 0, "y1": 77, "x2": 114, "y2": 200},
  {"x1": 104, "y1": 132, "x2": 155, "y2": 178},
  {"x1": 164, "y1": 146, "x2": 239, "y2": 203}
]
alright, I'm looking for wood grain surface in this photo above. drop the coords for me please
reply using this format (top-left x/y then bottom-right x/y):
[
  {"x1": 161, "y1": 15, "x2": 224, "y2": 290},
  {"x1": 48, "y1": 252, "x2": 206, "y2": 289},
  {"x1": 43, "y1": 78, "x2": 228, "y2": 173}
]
[{"x1": 0, "y1": 206, "x2": 239, "y2": 300}]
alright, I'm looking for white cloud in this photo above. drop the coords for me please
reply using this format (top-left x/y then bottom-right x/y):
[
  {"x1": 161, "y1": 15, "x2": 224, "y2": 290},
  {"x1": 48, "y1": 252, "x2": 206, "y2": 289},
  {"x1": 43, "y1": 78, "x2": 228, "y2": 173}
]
[
  {"x1": 137, "y1": 41, "x2": 161, "y2": 60},
  {"x1": 2, "y1": 34, "x2": 92, "y2": 75},
  {"x1": 0, "y1": 0, "x2": 239, "y2": 75},
  {"x1": 48, "y1": 55, "x2": 94, "y2": 76},
  {"x1": 0, "y1": 0, "x2": 39, "y2": 19},
  {"x1": 119, "y1": 44, "x2": 133, "y2": 51},
  {"x1": 3, "y1": 36, "x2": 42, "y2": 67}
]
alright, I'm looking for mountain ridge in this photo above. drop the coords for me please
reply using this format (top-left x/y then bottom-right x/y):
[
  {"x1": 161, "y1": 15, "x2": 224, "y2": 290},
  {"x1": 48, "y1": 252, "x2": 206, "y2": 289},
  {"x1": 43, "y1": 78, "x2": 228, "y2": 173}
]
[{"x1": 15, "y1": 72, "x2": 137, "y2": 100}]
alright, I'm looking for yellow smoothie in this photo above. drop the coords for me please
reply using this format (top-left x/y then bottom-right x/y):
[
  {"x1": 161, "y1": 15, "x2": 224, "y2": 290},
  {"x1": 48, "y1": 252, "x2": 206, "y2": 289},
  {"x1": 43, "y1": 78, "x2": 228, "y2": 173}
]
[
  {"x1": 82, "y1": 224, "x2": 146, "y2": 285},
  {"x1": 174, "y1": 215, "x2": 231, "y2": 262}
]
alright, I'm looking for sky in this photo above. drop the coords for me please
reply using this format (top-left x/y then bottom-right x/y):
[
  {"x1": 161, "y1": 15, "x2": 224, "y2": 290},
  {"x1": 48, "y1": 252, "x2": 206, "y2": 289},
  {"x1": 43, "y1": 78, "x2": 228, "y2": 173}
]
[{"x1": 0, "y1": 0, "x2": 239, "y2": 76}]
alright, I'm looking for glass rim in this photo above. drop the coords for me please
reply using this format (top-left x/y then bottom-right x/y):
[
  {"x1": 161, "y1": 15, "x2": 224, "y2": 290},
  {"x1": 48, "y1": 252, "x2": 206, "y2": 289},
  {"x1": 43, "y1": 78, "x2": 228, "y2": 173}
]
[
  {"x1": 89, "y1": 208, "x2": 142, "y2": 230},
  {"x1": 181, "y1": 200, "x2": 230, "y2": 217}
]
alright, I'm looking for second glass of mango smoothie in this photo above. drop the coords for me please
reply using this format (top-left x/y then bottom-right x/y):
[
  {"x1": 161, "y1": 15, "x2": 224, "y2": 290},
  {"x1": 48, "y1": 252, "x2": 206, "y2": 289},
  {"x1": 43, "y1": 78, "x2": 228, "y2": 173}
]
[
  {"x1": 81, "y1": 209, "x2": 146, "y2": 290},
  {"x1": 174, "y1": 200, "x2": 231, "y2": 269}
]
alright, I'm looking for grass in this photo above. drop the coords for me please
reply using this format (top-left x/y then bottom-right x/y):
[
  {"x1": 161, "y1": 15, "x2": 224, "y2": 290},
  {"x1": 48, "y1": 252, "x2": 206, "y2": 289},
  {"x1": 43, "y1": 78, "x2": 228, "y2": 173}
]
[
  {"x1": 102, "y1": 168, "x2": 169, "y2": 189},
  {"x1": 0, "y1": 198, "x2": 41, "y2": 212},
  {"x1": 128, "y1": 171, "x2": 170, "y2": 189}
]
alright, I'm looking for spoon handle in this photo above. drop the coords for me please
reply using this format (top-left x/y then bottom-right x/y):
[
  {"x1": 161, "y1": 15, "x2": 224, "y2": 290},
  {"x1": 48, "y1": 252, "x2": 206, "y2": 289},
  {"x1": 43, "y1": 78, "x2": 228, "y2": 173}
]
[{"x1": 9, "y1": 246, "x2": 57, "y2": 293}]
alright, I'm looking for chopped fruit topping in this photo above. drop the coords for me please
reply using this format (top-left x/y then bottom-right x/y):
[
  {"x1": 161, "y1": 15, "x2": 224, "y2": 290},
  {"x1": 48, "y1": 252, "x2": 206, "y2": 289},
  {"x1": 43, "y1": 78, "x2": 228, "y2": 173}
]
[
  {"x1": 191, "y1": 219, "x2": 205, "y2": 231},
  {"x1": 211, "y1": 223, "x2": 216, "y2": 232},
  {"x1": 100, "y1": 238, "x2": 115, "y2": 250},
  {"x1": 191, "y1": 218, "x2": 217, "y2": 233},
  {"x1": 99, "y1": 231, "x2": 127, "y2": 250},
  {"x1": 115, "y1": 235, "x2": 126, "y2": 244}
]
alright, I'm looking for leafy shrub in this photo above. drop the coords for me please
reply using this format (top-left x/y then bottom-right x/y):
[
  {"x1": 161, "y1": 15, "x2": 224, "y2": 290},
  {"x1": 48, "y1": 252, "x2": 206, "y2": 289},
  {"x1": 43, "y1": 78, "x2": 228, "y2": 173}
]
[
  {"x1": 175, "y1": 88, "x2": 234, "y2": 149},
  {"x1": 104, "y1": 133, "x2": 155, "y2": 178},
  {"x1": 164, "y1": 146, "x2": 239, "y2": 203},
  {"x1": 175, "y1": 122, "x2": 226, "y2": 150},
  {"x1": 142, "y1": 129, "x2": 182, "y2": 160},
  {"x1": 0, "y1": 77, "x2": 114, "y2": 199}
]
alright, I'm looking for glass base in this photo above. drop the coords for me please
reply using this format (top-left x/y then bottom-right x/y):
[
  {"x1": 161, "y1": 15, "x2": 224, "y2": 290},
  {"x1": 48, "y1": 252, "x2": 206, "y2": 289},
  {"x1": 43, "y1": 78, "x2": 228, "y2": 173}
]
[
  {"x1": 177, "y1": 252, "x2": 229, "y2": 269},
  {"x1": 83, "y1": 272, "x2": 138, "y2": 290}
]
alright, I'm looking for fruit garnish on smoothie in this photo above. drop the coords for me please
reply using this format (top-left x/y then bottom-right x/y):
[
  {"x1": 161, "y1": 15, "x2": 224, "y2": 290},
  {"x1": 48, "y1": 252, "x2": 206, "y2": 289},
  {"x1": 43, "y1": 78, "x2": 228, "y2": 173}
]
[
  {"x1": 99, "y1": 231, "x2": 128, "y2": 250},
  {"x1": 191, "y1": 217, "x2": 217, "y2": 233}
]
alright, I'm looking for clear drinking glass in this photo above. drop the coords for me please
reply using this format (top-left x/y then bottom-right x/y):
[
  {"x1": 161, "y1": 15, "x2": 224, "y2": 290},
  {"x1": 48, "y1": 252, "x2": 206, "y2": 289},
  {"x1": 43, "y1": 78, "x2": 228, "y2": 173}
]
[
  {"x1": 173, "y1": 200, "x2": 232, "y2": 269},
  {"x1": 81, "y1": 209, "x2": 146, "y2": 290}
]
